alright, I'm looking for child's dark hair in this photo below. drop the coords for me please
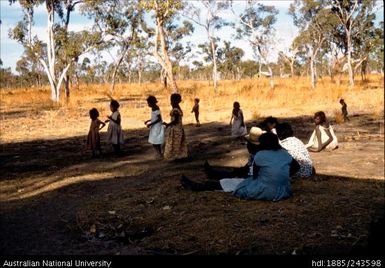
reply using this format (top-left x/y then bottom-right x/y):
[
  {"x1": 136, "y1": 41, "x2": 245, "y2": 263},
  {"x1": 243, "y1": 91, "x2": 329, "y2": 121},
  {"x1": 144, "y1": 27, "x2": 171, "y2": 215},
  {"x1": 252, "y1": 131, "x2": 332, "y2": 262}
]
[
  {"x1": 171, "y1": 93, "x2": 182, "y2": 104},
  {"x1": 257, "y1": 116, "x2": 278, "y2": 132},
  {"x1": 339, "y1": 99, "x2": 345, "y2": 104},
  {"x1": 147, "y1": 95, "x2": 158, "y2": 105},
  {"x1": 314, "y1": 111, "x2": 327, "y2": 124},
  {"x1": 259, "y1": 132, "x2": 282, "y2": 151},
  {"x1": 194, "y1": 98, "x2": 200, "y2": 103},
  {"x1": 264, "y1": 116, "x2": 278, "y2": 125},
  {"x1": 276, "y1": 122, "x2": 294, "y2": 140},
  {"x1": 110, "y1": 99, "x2": 120, "y2": 109},
  {"x1": 89, "y1": 108, "x2": 99, "y2": 120},
  {"x1": 233, "y1": 101, "x2": 240, "y2": 108}
]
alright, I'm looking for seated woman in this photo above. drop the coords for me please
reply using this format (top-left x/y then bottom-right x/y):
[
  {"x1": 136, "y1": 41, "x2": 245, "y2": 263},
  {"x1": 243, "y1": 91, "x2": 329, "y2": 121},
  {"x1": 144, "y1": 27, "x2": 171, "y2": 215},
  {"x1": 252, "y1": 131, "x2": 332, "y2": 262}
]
[
  {"x1": 306, "y1": 111, "x2": 338, "y2": 152},
  {"x1": 181, "y1": 133, "x2": 299, "y2": 201},
  {"x1": 276, "y1": 122, "x2": 314, "y2": 178}
]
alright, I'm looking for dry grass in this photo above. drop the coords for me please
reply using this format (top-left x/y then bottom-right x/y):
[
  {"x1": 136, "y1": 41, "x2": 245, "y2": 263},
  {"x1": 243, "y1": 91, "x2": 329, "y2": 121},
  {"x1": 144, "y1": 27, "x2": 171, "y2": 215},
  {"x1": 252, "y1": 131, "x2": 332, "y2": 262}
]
[
  {"x1": 0, "y1": 76, "x2": 384, "y2": 255},
  {"x1": 334, "y1": 110, "x2": 345, "y2": 125},
  {"x1": 0, "y1": 74, "x2": 383, "y2": 143}
]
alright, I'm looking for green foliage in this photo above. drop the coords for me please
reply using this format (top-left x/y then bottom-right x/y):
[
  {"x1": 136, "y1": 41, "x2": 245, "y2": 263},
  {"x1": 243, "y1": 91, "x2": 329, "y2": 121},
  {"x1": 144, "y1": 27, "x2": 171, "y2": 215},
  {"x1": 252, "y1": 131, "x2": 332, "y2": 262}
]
[
  {"x1": 9, "y1": 21, "x2": 27, "y2": 43},
  {"x1": 198, "y1": 41, "x2": 220, "y2": 63},
  {"x1": 236, "y1": 3, "x2": 278, "y2": 39},
  {"x1": 140, "y1": 0, "x2": 184, "y2": 23},
  {"x1": 218, "y1": 41, "x2": 244, "y2": 79},
  {"x1": 0, "y1": 67, "x2": 17, "y2": 88}
]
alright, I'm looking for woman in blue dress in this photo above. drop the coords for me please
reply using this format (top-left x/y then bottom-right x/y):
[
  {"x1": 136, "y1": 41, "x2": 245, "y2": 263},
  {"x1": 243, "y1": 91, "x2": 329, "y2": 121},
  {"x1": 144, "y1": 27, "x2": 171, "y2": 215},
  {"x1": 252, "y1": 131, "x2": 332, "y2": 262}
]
[{"x1": 181, "y1": 132, "x2": 299, "y2": 201}]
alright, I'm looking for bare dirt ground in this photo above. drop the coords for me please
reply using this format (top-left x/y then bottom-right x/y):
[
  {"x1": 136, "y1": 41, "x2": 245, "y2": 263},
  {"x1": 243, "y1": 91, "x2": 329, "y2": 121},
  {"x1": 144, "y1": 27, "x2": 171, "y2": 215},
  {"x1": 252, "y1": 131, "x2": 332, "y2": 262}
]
[{"x1": 0, "y1": 113, "x2": 384, "y2": 255}]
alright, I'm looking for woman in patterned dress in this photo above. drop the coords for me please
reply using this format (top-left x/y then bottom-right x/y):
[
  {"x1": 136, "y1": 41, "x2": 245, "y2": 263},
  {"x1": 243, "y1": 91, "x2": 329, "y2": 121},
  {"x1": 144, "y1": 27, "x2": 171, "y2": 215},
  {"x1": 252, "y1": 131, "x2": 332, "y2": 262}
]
[
  {"x1": 163, "y1": 93, "x2": 188, "y2": 160},
  {"x1": 276, "y1": 122, "x2": 314, "y2": 178}
]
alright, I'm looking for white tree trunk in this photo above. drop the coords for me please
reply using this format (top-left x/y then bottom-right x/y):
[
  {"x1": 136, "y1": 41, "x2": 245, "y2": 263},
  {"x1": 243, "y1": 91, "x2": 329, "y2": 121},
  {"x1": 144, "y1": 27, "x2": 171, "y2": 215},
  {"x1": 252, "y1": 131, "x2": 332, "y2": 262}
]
[
  {"x1": 46, "y1": 5, "x2": 59, "y2": 102},
  {"x1": 267, "y1": 64, "x2": 274, "y2": 89},
  {"x1": 310, "y1": 57, "x2": 316, "y2": 89},
  {"x1": 128, "y1": 68, "x2": 132, "y2": 84},
  {"x1": 258, "y1": 47, "x2": 274, "y2": 89},
  {"x1": 346, "y1": 30, "x2": 354, "y2": 86},
  {"x1": 57, "y1": 63, "x2": 71, "y2": 99},
  {"x1": 110, "y1": 47, "x2": 128, "y2": 94},
  {"x1": 64, "y1": 75, "x2": 70, "y2": 98},
  {"x1": 137, "y1": 54, "x2": 143, "y2": 85},
  {"x1": 138, "y1": 69, "x2": 142, "y2": 85},
  {"x1": 210, "y1": 37, "x2": 218, "y2": 93},
  {"x1": 153, "y1": 16, "x2": 178, "y2": 93}
]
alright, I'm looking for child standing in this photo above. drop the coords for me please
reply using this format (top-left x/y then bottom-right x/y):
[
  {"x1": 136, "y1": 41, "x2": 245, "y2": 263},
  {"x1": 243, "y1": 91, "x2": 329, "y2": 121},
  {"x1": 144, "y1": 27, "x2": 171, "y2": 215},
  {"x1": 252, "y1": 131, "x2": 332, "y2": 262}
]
[
  {"x1": 191, "y1": 98, "x2": 200, "y2": 127},
  {"x1": 106, "y1": 99, "x2": 124, "y2": 155},
  {"x1": 340, "y1": 99, "x2": 349, "y2": 122},
  {"x1": 230, "y1": 101, "x2": 247, "y2": 138},
  {"x1": 144, "y1": 95, "x2": 165, "y2": 158},
  {"x1": 163, "y1": 93, "x2": 188, "y2": 161},
  {"x1": 86, "y1": 108, "x2": 105, "y2": 157}
]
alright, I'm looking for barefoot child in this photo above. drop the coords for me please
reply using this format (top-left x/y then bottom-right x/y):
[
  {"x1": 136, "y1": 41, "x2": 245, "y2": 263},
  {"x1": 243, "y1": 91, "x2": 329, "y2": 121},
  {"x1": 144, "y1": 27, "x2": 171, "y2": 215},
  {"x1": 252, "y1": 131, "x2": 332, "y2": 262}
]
[
  {"x1": 230, "y1": 101, "x2": 247, "y2": 138},
  {"x1": 163, "y1": 93, "x2": 188, "y2": 161},
  {"x1": 191, "y1": 98, "x2": 200, "y2": 127},
  {"x1": 86, "y1": 108, "x2": 105, "y2": 157},
  {"x1": 105, "y1": 100, "x2": 124, "y2": 155},
  {"x1": 339, "y1": 99, "x2": 349, "y2": 122},
  {"x1": 144, "y1": 95, "x2": 165, "y2": 158}
]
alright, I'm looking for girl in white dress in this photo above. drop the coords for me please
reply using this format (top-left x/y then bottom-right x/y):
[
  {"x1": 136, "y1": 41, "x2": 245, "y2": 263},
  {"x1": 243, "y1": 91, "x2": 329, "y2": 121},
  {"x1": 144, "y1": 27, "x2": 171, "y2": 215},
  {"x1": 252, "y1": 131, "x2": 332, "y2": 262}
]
[
  {"x1": 106, "y1": 100, "x2": 124, "y2": 155},
  {"x1": 306, "y1": 111, "x2": 338, "y2": 152},
  {"x1": 230, "y1": 101, "x2": 247, "y2": 138},
  {"x1": 144, "y1": 96, "x2": 165, "y2": 158}
]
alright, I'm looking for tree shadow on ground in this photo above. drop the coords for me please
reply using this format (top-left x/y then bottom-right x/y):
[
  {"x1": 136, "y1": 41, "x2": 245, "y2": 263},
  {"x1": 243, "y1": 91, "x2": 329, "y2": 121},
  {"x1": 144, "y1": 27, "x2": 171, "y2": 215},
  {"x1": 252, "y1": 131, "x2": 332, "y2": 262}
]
[
  {"x1": 0, "y1": 114, "x2": 383, "y2": 255},
  {"x1": 0, "y1": 172, "x2": 383, "y2": 255}
]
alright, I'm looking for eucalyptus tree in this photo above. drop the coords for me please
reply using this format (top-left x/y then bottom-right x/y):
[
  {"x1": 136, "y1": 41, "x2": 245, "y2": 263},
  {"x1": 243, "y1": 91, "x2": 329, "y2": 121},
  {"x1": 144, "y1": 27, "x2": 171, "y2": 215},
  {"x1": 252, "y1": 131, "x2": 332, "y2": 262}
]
[
  {"x1": 289, "y1": 0, "x2": 335, "y2": 89},
  {"x1": 0, "y1": 66, "x2": 17, "y2": 88},
  {"x1": 162, "y1": 20, "x2": 194, "y2": 82},
  {"x1": 140, "y1": 0, "x2": 187, "y2": 93},
  {"x1": 15, "y1": 40, "x2": 46, "y2": 87},
  {"x1": 119, "y1": 39, "x2": 150, "y2": 85},
  {"x1": 16, "y1": 55, "x2": 42, "y2": 87},
  {"x1": 197, "y1": 40, "x2": 221, "y2": 79},
  {"x1": 218, "y1": 41, "x2": 244, "y2": 80},
  {"x1": 9, "y1": 0, "x2": 101, "y2": 101},
  {"x1": 238, "y1": 60, "x2": 260, "y2": 79},
  {"x1": 93, "y1": 58, "x2": 108, "y2": 84},
  {"x1": 232, "y1": 1, "x2": 278, "y2": 88},
  {"x1": 59, "y1": 29, "x2": 100, "y2": 97},
  {"x1": 369, "y1": 21, "x2": 384, "y2": 74},
  {"x1": 330, "y1": 0, "x2": 378, "y2": 86},
  {"x1": 191, "y1": 60, "x2": 209, "y2": 80},
  {"x1": 170, "y1": 41, "x2": 193, "y2": 80},
  {"x1": 126, "y1": 35, "x2": 153, "y2": 85},
  {"x1": 82, "y1": 0, "x2": 144, "y2": 94},
  {"x1": 184, "y1": 0, "x2": 230, "y2": 92},
  {"x1": 278, "y1": 41, "x2": 300, "y2": 78}
]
